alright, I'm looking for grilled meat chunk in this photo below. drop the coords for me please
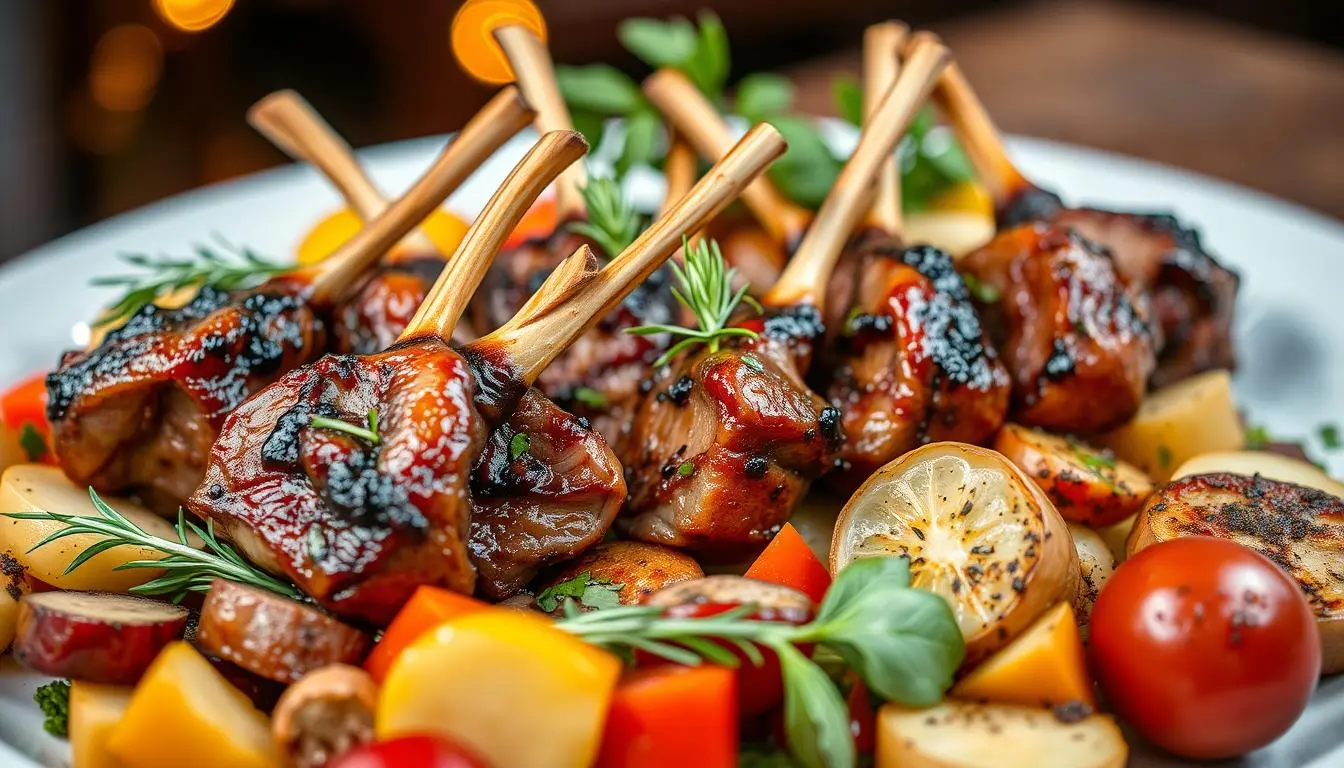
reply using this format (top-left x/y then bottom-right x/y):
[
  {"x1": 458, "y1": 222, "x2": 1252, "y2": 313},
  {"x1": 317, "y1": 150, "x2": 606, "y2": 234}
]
[
  {"x1": 332, "y1": 257, "x2": 464, "y2": 354},
  {"x1": 960, "y1": 223, "x2": 1158, "y2": 433}
]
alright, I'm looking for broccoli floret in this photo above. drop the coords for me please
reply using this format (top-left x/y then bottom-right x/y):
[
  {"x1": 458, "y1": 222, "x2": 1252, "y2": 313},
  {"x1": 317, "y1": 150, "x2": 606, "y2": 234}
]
[{"x1": 33, "y1": 680, "x2": 71, "y2": 738}]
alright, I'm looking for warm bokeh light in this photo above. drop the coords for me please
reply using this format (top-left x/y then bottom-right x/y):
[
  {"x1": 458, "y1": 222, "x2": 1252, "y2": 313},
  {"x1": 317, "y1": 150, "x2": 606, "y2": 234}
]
[
  {"x1": 451, "y1": 0, "x2": 548, "y2": 85},
  {"x1": 89, "y1": 24, "x2": 164, "y2": 112},
  {"x1": 296, "y1": 208, "x2": 470, "y2": 266},
  {"x1": 153, "y1": 0, "x2": 236, "y2": 33}
]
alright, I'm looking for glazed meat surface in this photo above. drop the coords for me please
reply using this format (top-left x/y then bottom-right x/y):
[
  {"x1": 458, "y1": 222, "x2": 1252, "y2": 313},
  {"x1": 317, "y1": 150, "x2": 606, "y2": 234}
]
[
  {"x1": 1001, "y1": 188, "x2": 1238, "y2": 388},
  {"x1": 48, "y1": 281, "x2": 325, "y2": 514},
  {"x1": 332, "y1": 257, "x2": 460, "y2": 354},
  {"x1": 622, "y1": 311, "x2": 842, "y2": 555},
  {"x1": 960, "y1": 223, "x2": 1158, "y2": 433},
  {"x1": 188, "y1": 339, "x2": 487, "y2": 625},
  {"x1": 825, "y1": 241, "x2": 1011, "y2": 491}
]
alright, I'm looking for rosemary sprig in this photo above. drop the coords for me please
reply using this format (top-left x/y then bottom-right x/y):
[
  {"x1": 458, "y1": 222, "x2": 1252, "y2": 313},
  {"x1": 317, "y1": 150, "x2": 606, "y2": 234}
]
[
  {"x1": 91, "y1": 238, "x2": 289, "y2": 327},
  {"x1": 569, "y1": 177, "x2": 644, "y2": 258},
  {"x1": 2, "y1": 488, "x2": 298, "y2": 603},
  {"x1": 626, "y1": 237, "x2": 762, "y2": 366},
  {"x1": 556, "y1": 557, "x2": 964, "y2": 768},
  {"x1": 310, "y1": 410, "x2": 381, "y2": 446}
]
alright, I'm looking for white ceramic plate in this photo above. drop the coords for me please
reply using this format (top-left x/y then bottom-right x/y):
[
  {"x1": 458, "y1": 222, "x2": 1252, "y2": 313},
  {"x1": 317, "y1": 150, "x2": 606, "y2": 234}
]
[{"x1": 1, "y1": 128, "x2": 1342, "y2": 767}]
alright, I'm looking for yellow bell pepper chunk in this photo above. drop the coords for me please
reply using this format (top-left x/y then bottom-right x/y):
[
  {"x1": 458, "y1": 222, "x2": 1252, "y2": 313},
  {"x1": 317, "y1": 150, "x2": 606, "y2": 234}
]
[
  {"x1": 296, "y1": 207, "x2": 469, "y2": 266},
  {"x1": 952, "y1": 601, "x2": 1095, "y2": 708},
  {"x1": 71, "y1": 682, "x2": 133, "y2": 768},
  {"x1": 378, "y1": 609, "x2": 621, "y2": 768},
  {"x1": 930, "y1": 180, "x2": 994, "y2": 217},
  {"x1": 108, "y1": 642, "x2": 281, "y2": 768}
]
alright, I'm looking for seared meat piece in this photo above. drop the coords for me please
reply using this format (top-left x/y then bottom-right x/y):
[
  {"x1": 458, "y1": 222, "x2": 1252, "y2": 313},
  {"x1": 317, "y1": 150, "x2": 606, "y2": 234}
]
[
  {"x1": 926, "y1": 49, "x2": 1238, "y2": 387},
  {"x1": 826, "y1": 242, "x2": 1010, "y2": 491},
  {"x1": 960, "y1": 223, "x2": 1158, "y2": 433},
  {"x1": 334, "y1": 257, "x2": 455, "y2": 354},
  {"x1": 49, "y1": 283, "x2": 326, "y2": 514}
]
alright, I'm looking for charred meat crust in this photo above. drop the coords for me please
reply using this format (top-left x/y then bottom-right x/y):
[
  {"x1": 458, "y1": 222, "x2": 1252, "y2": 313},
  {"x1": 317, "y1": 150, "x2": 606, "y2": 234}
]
[{"x1": 332, "y1": 256, "x2": 449, "y2": 355}]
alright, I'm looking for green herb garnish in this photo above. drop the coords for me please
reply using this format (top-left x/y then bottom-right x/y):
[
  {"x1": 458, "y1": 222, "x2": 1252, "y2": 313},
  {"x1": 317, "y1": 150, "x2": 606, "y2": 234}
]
[
  {"x1": 3, "y1": 489, "x2": 299, "y2": 603},
  {"x1": 310, "y1": 410, "x2": 380, "y2": 446},
  {"x1": 92, "y1": 240, "x2": 288, "y2": 328},
  {"x1": 676, "y1": 461, "x2": 695, "y2": 477},
  {"x1": 19, "y1": 423, "x2": 47, "y2": 463},
  {"x1": 961, "y1": 273, "x2": 1000, "y2": 304},
  {"x1": 742, "y1": 354, "x2": 765, "y2": 372},
  {"x1": 1157, "y1": 445, "x2": 1173, "y2": 471},
  {"x1": 570, "y1": 177, "x2": 644, "y2": 258},
  {"x1": 509, "y1": 432, "x2": 531, "y2": 461},
  {"x1": 1320, "y1": 424, "x2": 1340, "y2": 451},
  {"x1": 1245, "y1": 423, "x2": 1272, "y2": 450},
  {"x1": 572, "y1": 386, "x2": 610, "y2": 409},
  {"x1": 556, "y1": 556, "x2": 964, "y2": 768},
  {"x1": 536, "y1": 571, "x2": 624, "y2": 612},
  {"x1": 34, "y1": 680, "x2": 70, "y2": 738},
  {"x1": 626, "y1": 237, "x2": 761, "y2": 365}
]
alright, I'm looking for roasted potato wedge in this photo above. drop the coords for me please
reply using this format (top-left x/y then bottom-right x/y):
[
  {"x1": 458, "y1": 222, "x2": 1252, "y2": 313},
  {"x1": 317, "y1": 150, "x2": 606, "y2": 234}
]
[
  {"x1": 1096, "y1": 370, "x2": 1243, "y2": 482},
  {"x1": 1129, "y1": 472, "x2": 1344, "y2": 673},
  {"x1": 1172, "y1": 450, "x2": 1344, "y2": 498},
  {"x1": 0, "y1": 563, "x2": 27, "y2": 653},
  {"x1": 534, "y1": 541, "x2": 704, "y2": 609},
  {"x1": 1069, "y1": 523, "x2": 1116, "y2": 636},
  {"x1": 995, "y1": 424, "x2": 1154, "y2": 526}
]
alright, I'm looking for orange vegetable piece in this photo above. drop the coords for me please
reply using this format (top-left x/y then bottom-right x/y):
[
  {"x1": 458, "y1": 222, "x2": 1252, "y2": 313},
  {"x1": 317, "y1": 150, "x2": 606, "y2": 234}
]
[
  {"x1": 503, "y1": 197, "x2": 559, "y2": 250},
  {"x1": 596, "y1": 665, "x2": 738, "y2": 768},
  {"x1": 0, "y1": 372, "x2": 56, "y2": 467},
  {"x1": 952, "y1": 601, "x2": 1095, "y2": 709},
  {"x1": 364, "y1": 586, "x2": 489, "y2": 682},
  {"x1": 451, "y1": 0, "x2": 548, "y2": 85},
  {"x1": 744, "y1": 523, "x2": 832, "y2": 604}
]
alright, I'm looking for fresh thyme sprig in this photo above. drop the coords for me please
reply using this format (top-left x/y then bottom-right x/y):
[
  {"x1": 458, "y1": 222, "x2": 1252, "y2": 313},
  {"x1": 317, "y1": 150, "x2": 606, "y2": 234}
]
[
  {"x1": 570, "y1": 177, "x2": 644, "y2": 259},
  {"x1": 310, "y1": 410, "x2": 381, "y2": 446},
  {"x1": 626, "y1": 237, "x2": 762, "y2": 366},
  {"x1": 556, "y1": 557, "x2": 964, "y2": 768},
  {"x1": 2, "y1": 488, "x2": 299, "y2": 603},
  {"x1": 91, "y1": 238, "x2": 289, "y2": 327}
]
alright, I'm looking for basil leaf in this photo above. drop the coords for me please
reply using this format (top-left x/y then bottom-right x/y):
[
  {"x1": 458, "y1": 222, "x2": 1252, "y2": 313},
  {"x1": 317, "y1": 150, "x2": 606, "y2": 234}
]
[
  {"x1": 691, "y1": 11, "x2": 730, "y2": 96},
  {"x1": 831, "y1": 75, "x2": 863, "y2": 127},
  {"x1": 922, "y1": 124, "x2": 975, "y2": 182},
  {"x1": 555, "y1": 64, "x2": 644, "y2": 115},
  {"x1": 811, "y1": 582, "x2": 964, "y2": 707},
  {"x1": 617, "y1": 110, "x2": 662, "y2": 174},
  {"x1": 619, "y1": 18, "x2": 698, "y2": 69},
  {"x1": 767, "y1": 115, "x2": 843, "y2": 208},
  {"x1": 580, "y1": 583, "x2": 622, "y2": 610},
  {"x1": 736, "y1": 73, "x2": 795, "y2": 119},
  {"x1": 816, "y1": 555, "x2": 911, "y2": 624},
  {"x1": 775, "y1": 642, "x2": 854, "y2": 768}
]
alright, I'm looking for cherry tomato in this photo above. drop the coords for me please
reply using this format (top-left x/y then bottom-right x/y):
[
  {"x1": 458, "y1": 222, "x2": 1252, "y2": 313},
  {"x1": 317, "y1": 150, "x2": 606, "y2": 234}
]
[
  {"x1": 328, "y1": 735, "x2": 488, "y2": 768},
  {"x1": 1089, "y1": 537, "x2": 1320, "y2": 759},
  {"x1": 845, "y1": 676, "x2": 876, "y2": 756}
]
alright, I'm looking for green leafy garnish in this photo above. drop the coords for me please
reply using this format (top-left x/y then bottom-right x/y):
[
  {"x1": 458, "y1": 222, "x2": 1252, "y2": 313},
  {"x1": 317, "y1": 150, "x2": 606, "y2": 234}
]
[
  {"x1": 1321, "y1": 423, "x2": 1340, "y2": 451},
  {"x1": 34, "y1": 680, "x2": 70, "y2": 738},
  {"x1": 830, "y1": 76, "x2": 863, "y2": 127},
  {"x1": 619, "y1": 13, "x2": 730, "y2": 97},
  {"x1": 509, "y1": 432, "x2": 531, "y2": 461},
  {"x1": 536, "y1": 571, "x2": 624, "y2": 612},
  {"x1": 626, "y1": 237, "x2": 761, "y2": 366},
  {"x1": 310, "y1": 410, "x2": 380, "y2": 446},
  {"x1": 92, "y1": 241, "x2": 288, "y2": 328},
  {"x1": 676, "y1": 461, "x2": 695, "y2": 477},
  {"x1": 1244, "y1": 424, "x2": 1272, "y2": 450},
  {"x1": 19, "y1": 423, "x2": 47, "y2": 463},
  {"x1": 3, "y1": 488, "x2": 299, "y2": 603},
  {"x1": 961, "y1": 273, "x2": 1000, "y2": 304},
  {"x1": 556, "y1": 556, "x2": 964, "y2": 768},
  {"x1": 1157, "y1": 445, "x2": 1173, "y2": 471},
  {"x1": 572, "y1": 386, "x2": 609, "y2": 409},
  {"x1": 570, "y1": 177, "x2": 644, "y2": 258},
  {"x1": 742, "y1": 354, "x2": 765, "y2": 372}
]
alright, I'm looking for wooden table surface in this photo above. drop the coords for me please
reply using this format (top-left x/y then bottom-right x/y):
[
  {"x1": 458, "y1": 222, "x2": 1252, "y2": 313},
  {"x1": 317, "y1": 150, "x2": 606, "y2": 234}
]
[{"x1": 784, "y1": 0, "x2": 1344, "y2": 219}]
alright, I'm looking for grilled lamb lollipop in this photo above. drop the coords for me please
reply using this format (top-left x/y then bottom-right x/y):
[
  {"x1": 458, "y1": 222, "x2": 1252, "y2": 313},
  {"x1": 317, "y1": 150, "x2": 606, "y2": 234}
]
[
  {"x1": 622, "y1": 37, "x2": 951, "y2": 555},
  {"x1": 47, "y1": 107, "x2": 523, "y2": 515},
  {"x1": 189, "y1": 126, "x2": 786, "y2": 621},
  {"x1": 920, "y1": 34, "x2": 1238, "y2": 388},
  {"x1": 822, "y1": 23, "x2": 1010, "y2": 492},
  {"x1": 248, "y1": 87, "x2": 533, "y2": 351}
]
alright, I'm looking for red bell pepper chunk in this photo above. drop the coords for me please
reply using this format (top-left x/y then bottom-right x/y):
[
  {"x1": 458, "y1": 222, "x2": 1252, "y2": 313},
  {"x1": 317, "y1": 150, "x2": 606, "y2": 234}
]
[
  {"x1": 744, "y1": 523, "x2": 832, "y2": 604},
  {"x1": 596, "y1": 664, "x2": 738, "y2": 768},
  {"x1": 0, "y1": 372, "x2": 57, "y2": 465},
  {"x1": 502, "y1": 197, "x2": 558, "y2": 249},
  {"x1": 363, "y1": 586, "x2": 489, "y2": 683}
]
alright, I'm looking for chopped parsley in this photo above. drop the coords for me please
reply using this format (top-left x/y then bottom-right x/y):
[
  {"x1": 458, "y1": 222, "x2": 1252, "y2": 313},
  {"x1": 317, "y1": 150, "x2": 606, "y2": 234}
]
[
  {"x1": 19, "y1": 423, "x2": 47, "y2": 463},
  {"x1": 677, "y1": 461, "x2": 696, "y2": 477},
  {"x1": 742, "y1": 354, "x2": 765, "y2": 372},
  {"x1": 34, "y1": 680, "x2": 70, "y2": 738},
  {"x1": 1244, "y1": 424, "x2": 1272, "y2": 450},
  {"x1": 572, "y1": 386, "x2": 609, "y2": 409},
  {"x1": 960, "y1": 273, "x2": 1000, "y2": 304},
  {"x1": 509, "y1": 432, "x2": 531, "y2": 461},
  {"x1": 1320, "y1": 423, "x2": 1340, "y2": 451},
  {"x1": 1156, "y1": 445, "x2": 1173, "y2": 471},
  {"x1": 535, "y1": 571, "x2": 623, "y2": 612}
]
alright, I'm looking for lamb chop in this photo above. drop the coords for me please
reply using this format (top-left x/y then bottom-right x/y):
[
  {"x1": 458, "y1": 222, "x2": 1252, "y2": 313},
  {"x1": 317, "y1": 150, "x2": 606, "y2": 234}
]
[
  {"x1": 188, "y1": 126, "x2": 786, "y2": 622},
  {"x1": 46, "y1": 99, "x2": 530, "y2": 515},
  {"x1": 822, "y1": 23, "x2": 1010, "y2": 492},
  {"x1": 920, "y1": 35, "x2": 1238, "y2": 388},
  {"x1": 621, "y1": 36, "x2": 952, "y2": 555},
  {"x1": 247, "y1": 88, "x2": 532, "y2": 351}
]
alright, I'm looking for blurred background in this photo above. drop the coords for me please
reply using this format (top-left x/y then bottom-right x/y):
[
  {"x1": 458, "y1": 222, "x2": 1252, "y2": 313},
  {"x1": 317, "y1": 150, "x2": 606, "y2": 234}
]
[{"x1": 0, "y1": 0, "x2": 1341, "y2": 260}]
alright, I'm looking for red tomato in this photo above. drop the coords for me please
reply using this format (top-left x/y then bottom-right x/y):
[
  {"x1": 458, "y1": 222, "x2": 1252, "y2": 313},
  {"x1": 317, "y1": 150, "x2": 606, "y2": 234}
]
[
  {"x1": 1089, "y1": 537, "x2": 1320, "y2": 759},
  {"x1": 328, "y1": 736, "x2": 488, "y2": 768},
  {"x1": 845, "y1": 677, "x2": 875, "y2": 756}
]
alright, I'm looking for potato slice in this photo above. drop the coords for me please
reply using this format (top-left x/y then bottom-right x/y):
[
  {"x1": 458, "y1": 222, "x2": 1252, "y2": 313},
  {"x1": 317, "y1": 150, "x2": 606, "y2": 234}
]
[
  {"x1": 952, "y1": 601, "x2": 1093, "y2": 708},
  {"x1": 1069, "y1": 524, "x2": 1116, "y2": 636},
  {"x1": 1129, "y1": 472, "x2": 1344, "y2": 673},
  {"x1": 1096, "y1": 514, "x2": 1136, "y2": 564},
  {"x1": 0, "y1": 565, "x2": 27, "y2": 653},
  {"x1": 904, "y1": 210, "x2": 995, "y2": 257},
  {"x1": 1095, "y1": 370, "x2": 1243, "y2": 482},
  {"x1": 832, "y1": 442, "x2": 1079, "y2": 663},
  {"x1": 877, "y1": 699, "x2": 1127, "y2": 768},
  {"x1": 0, "y1": 464, "x2": 195, "y2": 592},
  {"x1": 1172, "y1": 450, "x2": 1344, "y2": 498},
  {"x1": 70, "y1": 681, "x2": 134, "y2": 768},
  {"x1": 995, "y1": 424, "x2": 1154, "y2": 526}
]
